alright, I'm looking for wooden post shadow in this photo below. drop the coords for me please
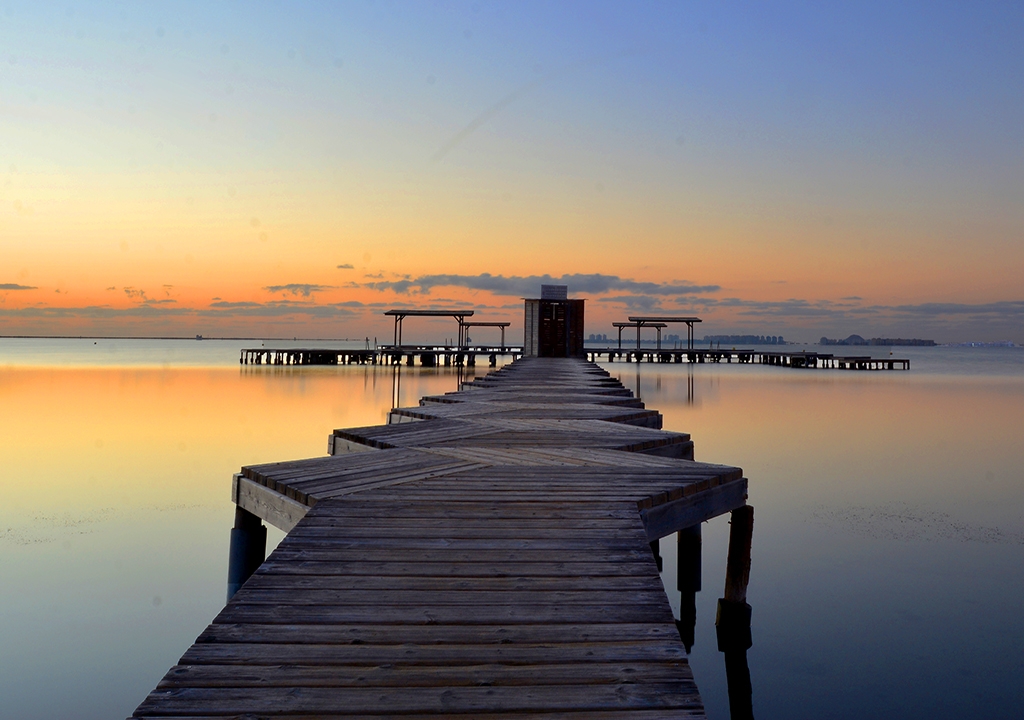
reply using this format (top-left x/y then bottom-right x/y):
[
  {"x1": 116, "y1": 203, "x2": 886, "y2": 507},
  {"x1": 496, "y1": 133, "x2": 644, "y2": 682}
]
[{"x1": 716, "y1": 505, "x2": 754, "y2": 720}]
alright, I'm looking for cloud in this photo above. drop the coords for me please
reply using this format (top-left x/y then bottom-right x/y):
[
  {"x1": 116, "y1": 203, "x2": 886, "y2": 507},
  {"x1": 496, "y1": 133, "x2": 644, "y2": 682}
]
[
  {"x1": 200, "y1": 300, "x2": 356, "y2": 318},
  {"x1": 0, "y1": 300, "x2": 359, "y2": 321},
  {"x1": 209, "y1": 301, "x2": 263, "y2": 309},
  {"x1": 360, "y1": 273, "x2": 720, "y2": 297},
  {"x1": 365, "y1": 279, "x2": 417, "y2": 294},
  {"x1": 0, "y1": 283, "x2": 37, "y2": 290},
  {"x1": 887, "y1": 301, "x2": 1024, "y2": 318},
  {"x1": 263, "y1": 283, "x2": 337, "y2": 297},
  {"x1": 123, "y1": 287, "x2": 148, "y2": 301},
  {"x1": 594, "y1": 294, "x2": 666, "y2": 310},
  {"x1": 336, "y1": 263, "x2": 354, "y2": 270}
]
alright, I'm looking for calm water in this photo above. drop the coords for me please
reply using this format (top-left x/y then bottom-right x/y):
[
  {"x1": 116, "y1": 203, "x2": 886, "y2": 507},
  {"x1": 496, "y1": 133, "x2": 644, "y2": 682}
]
[{"x1": 1, "y1": 339, "x2": 1022, "y2": 719}]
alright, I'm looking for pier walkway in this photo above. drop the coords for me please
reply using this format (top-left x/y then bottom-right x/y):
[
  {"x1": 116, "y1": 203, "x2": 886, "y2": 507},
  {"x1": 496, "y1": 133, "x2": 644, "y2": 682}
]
[{"x1": 132, "y1": 357, "x2": 751, "y2": 719}]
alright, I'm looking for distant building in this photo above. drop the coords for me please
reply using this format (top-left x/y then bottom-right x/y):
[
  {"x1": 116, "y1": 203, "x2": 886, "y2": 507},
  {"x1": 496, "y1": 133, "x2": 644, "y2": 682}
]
[
  {"x1": 703, "y1": 334, "x2": 786, "y2": 345},
  {"x1": 820, "y1": 336, "x2": 936, "y2": 346}
]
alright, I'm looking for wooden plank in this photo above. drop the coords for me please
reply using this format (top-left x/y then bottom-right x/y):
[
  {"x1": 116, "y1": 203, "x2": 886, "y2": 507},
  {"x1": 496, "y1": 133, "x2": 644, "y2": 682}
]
[
  {"x1": 155, "y1": 661, "x2": 694, "y2": 689},
  {"x1": 178, "y1": 639, "x2": 688, "y2": 666},
  {"x1": 212, "y1": 602, "x2": 676, "y2": 626},
  {"x1": 195, "y1": 622, "x2": 680, "y2": 646},
  {"x1": 134, "y1": 683, "x2": 705, "y2": 716}
]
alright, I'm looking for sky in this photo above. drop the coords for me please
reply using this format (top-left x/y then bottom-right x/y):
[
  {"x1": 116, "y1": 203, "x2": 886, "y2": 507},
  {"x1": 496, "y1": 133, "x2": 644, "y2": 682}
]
[{"x1": 1, "y1": 1, "x2": 1022, "y2": 343}]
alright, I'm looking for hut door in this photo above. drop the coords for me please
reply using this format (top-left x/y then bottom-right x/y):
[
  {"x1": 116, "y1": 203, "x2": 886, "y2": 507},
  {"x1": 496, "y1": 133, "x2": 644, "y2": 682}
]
[{"x1": 539, "y1": 302, "x2": 567, "y2": 357}]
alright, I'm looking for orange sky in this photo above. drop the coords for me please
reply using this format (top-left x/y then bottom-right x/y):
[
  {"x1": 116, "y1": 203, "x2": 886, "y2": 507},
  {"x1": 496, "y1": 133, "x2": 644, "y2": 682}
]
[{"x1": 2, "y1": 4, "x2": 1022, "y2": 342}]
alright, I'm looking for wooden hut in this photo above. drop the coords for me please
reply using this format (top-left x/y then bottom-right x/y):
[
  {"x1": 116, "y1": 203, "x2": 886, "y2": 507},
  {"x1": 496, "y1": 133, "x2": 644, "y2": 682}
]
[{"x1": 524, "y1": 285, "x2": 585, "y2": 357}]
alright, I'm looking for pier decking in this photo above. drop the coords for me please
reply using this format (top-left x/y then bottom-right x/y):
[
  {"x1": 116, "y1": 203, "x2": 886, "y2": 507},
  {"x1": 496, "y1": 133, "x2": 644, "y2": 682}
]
[{"x1": 132, "y1": 357, "x2": 751, "y2": 719}]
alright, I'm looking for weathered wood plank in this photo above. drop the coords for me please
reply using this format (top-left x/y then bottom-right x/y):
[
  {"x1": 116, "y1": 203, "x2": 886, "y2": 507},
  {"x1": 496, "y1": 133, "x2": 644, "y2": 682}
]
[
  {"x1": 134, "y1": 682, "x2": 706, "y2": 716},
  {"x1": 178, "y1": 640, "x2": 689, "y2": 666},
  {"x1": 195, "y1": 622, "x2": 680, "y2": 646},
  {"x1": 212, "y1": 602, "x2": 676, "y2": 625},
  {"x1": 154, "y1": 661, "x2": 694, "y2": 690}
]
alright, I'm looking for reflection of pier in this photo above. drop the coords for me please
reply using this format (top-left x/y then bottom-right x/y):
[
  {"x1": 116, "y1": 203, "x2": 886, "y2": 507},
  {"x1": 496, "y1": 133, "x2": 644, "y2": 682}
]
[{"x1": 133, "y1": 357, "x2": 755, "y2": 719}]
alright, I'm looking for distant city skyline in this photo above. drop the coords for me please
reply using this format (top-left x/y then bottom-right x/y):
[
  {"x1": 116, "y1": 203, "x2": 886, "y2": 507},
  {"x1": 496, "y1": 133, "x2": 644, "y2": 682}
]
[{"x1": 2, "y1": 2, "x2": 1022, "y2": 342}]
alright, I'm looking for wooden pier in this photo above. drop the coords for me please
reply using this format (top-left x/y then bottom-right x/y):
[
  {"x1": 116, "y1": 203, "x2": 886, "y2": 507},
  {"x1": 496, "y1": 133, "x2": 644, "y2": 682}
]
[
  {"x1": 585, "y1": 346, "x2": 910, "y2": 370},
  {"x1": 132, "y1": 357, "x2": 753, "y2": 719},
  {"x1": 240, "y1": 345, "x2": 523, "y2": 368},
  {"x1": 239, "y1": 345, "x2": 908, "y2": 370}
]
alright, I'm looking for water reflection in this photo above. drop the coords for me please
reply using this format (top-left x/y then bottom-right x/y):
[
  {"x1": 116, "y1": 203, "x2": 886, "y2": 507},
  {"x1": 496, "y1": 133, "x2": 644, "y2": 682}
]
[
  {"x1": 392, "y1": 362, "x2": 402, "y2": 408},
  {"x1": 0, "y1": 362, "x2": 487, "y2": 720},
  {"x1": 665, "y1": 510, "x2": 755, "y2": 720},
  {"x1": 6, "y1": 346, "x2": 1023, "y2": 719},
  {"x1": 621, "y1": 358, "x2": 1024, "y2": 720}
]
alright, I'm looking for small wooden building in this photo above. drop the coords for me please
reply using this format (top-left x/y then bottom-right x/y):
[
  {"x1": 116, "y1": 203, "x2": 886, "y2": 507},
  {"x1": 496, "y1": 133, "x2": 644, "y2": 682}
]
[{"x1": 524, "y1": 285, "x2": 585, "y2": 357}]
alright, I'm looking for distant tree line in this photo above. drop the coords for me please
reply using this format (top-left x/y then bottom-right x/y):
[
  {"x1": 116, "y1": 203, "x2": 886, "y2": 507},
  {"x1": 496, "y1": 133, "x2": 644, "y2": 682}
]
[{"x1": 820, "y1": 335, "x2": 935, "y2": 346}]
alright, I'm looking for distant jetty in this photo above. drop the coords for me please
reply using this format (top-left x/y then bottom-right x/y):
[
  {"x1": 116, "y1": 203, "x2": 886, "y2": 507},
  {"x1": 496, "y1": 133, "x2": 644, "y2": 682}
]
[{"x1": 821, "y1": 335, "x2": 936, "y2": 347}]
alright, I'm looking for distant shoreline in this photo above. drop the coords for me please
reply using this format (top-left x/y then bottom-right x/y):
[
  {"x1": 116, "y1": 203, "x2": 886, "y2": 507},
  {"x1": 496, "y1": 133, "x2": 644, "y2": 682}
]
[{"x1": 0, "y1": 335, "x2": 358, "y2": 341}]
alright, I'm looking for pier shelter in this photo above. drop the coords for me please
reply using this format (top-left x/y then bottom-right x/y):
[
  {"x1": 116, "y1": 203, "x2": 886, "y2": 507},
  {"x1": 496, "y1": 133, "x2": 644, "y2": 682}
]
[
  {"x1": 524, "y1": 285, "x2": 585, "y2": 358},
  {"x1": 628, "y1": 316, "x2": 702, "y2": 351},
  {"x1": 384, "y1": 308, "x2": 474, "y2": 347},
  {"x1": 613, "y1": 321, "x2": 667, "y2": 349}
]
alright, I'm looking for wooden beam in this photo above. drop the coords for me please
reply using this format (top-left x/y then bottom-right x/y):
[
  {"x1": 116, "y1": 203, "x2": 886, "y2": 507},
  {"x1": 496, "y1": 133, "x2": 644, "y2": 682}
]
[
  {"x1": 639, "y1": 478, "x2": 747, "y2": 541},
  {"x1": 232, "y1": 474, "x2": 310, "y2": 533}
]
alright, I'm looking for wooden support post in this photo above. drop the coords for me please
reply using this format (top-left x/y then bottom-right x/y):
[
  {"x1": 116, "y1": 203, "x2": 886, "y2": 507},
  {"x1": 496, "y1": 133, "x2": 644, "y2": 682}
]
[
  {"x1": 716, "y1": 505, "x2": 754, "y2": 719},
  {"x1": 649, "y1": 539, "x2": 662, "y2": 572},
  {"x1": 675, "y1": 524, "x2": 701, "y2": 652},
  {"x1": 226, "y1": 505, "x2": 267, "y2": 601},
  {"x1": 717, "y1": 506, "x2": 753, "y2": 635},
  {"x1": 677, "y1": 524, "x2": 701, "y2": 593}
]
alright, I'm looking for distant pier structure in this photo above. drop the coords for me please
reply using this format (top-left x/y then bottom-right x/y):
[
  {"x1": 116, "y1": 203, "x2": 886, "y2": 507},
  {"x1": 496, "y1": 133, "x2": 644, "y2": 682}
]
[{"x1": 237, "y1": 288, "x2": 909, "y2": 371}]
